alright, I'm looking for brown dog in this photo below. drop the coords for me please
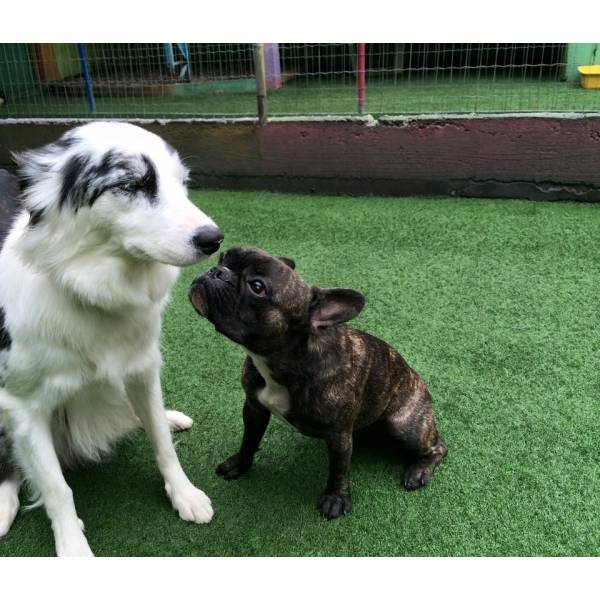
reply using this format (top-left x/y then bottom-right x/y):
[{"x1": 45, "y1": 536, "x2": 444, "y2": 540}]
[{"x1": 189, "y1": 247, "x2": 447, "y2": 519}]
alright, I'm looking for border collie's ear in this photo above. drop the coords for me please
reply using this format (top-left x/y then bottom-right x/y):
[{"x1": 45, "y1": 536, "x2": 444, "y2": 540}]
[
  {"x1": 11, "y1": 149, "x2": 51, "y2": 194},
  {"x1": 278, "y1": 256, "x2": 296, "y2": 270},
  {"x1": 11, "y1": 132, "x2": 76, "y2": 195},
  {"x1": 310, "y1": 287, "x2": 365, "y2": 330},
  {"x1": 11, "y1": 148, "x2": 59, "y2": 221},
  {"x1": 11, "y1": 132, "x2": 85, "y2": 218}
]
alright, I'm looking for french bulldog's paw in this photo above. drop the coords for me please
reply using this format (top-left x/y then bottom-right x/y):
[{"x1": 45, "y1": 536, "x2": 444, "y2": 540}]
[
  {"x1": 403, "y1": 461, "x2": 433, "y2": 490},
  {"x1": 166, "y1": 410, "x2": 194, "y2": 432},
  {"x1": 166, "y1": 482, "x2": 213, "y2": 524},
  {"x1": 318, "y1": 492, "x2": 352, "y2": 520},
  {"x1": 215, "y1": 453, "x2": 252, "y2": 480}
]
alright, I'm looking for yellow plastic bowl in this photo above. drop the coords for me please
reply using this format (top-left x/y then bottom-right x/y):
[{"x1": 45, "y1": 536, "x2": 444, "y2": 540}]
[{"x1": 578, "y1": 65, "x2": 600, "y2": 89}]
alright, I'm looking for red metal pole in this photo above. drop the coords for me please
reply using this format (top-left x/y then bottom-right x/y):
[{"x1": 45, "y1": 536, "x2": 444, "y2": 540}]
[{"x1": 357, "y1": 43, "x2": 366, "y2": 114}]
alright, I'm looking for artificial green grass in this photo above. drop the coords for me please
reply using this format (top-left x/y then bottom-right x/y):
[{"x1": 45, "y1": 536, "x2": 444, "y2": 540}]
[
  {"x1": 2, "y1": 190, "x2": 600, "y2": 556},
  {"x1": 3, "y1": 76, "x2": 600, "y2": 118}
]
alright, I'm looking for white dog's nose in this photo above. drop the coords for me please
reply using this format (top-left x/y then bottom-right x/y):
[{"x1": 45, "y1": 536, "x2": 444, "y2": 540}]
[{"x1": 191, "y1": 225, "x2": 223, "y2": 256}]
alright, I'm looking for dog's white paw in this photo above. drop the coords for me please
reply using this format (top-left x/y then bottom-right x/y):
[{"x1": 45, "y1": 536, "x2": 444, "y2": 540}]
[
  {"x1": 54, "y1": 518, "x2": 94, "y2": 557},
  {"x1": 0, "y1": 480, "x2": 20, "y2": 538},
  {"x1": 166, "y1": 410, "x2": 194, "y2": 432},
  {"x1": 166, "y1": 482, "x2": 213, "y2": 524},
  {"x1": 55, "y1": 531, "x2": 94, "y2": 557}
]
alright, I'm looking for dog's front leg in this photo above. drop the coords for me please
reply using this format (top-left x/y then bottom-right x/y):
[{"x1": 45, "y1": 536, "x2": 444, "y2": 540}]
[
  {"x1": 216, "y1": 398, "x2": 271, "y2": 479},
  {"x1": 126, "y1": 370, "x2": 213, "y2": 524},
  {"x1": 318, "y1": 430, "x2": 353, "y2": 520},
  {"x1": 11, "y1": 409, "x2": 93, "y2": 556}
]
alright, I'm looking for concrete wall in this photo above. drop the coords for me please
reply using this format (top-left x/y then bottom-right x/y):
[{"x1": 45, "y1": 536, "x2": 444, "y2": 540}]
[{"x1": 1, "y1": 115, "x2": 600, "y2": 201}]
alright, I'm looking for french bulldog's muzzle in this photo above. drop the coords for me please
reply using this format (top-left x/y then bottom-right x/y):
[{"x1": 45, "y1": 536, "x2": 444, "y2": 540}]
[
  {"x1": 189, "y1": 265, "x2": 234, "y2": 317},
  {"x1": 189, "y1": 275, "x2": 209, "y2": 317}
]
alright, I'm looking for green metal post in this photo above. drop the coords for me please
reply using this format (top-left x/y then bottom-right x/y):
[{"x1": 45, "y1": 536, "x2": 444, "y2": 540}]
[{"x1": 254, "y1": 43, "x2": 267, "y2": 125}]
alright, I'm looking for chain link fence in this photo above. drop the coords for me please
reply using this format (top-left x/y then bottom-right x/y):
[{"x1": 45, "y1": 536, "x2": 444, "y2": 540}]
[{"x1": 1, "y1": 43, "x2": 599, "y2": 119}]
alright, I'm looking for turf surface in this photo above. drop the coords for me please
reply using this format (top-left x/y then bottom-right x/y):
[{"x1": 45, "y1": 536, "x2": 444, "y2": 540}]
[
  {"x1": 3, "y1": 76, "x2": 600, "y2": 118},
  {"x1": 2, "y1": 190, "x2": 600, "y2": 556}
]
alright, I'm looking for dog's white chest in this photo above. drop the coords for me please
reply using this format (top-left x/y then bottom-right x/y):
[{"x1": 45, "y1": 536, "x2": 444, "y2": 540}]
[{"x1": 246, "y1": 352, "x2": 291, "y2": 424}]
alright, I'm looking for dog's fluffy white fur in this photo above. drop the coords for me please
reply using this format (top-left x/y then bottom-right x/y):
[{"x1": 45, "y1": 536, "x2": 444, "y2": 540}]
[{"x1": 0, "y1": 122, "x2": 222, "y2": 556}]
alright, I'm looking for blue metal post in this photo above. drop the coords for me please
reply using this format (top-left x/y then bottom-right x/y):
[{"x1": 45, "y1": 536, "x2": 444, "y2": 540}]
[
  {"x1": 164, "y1": 43, "x2": 191, "y2": 80},
  {"x1": 163, "y1": 43, "x2": 176, "y2": 71},
  {"x1": 76, "y1": 43, "x2": 96, "y2": 114},
  {"x1": 179, "y1": 43, "x2": 191, "y2": 80}
]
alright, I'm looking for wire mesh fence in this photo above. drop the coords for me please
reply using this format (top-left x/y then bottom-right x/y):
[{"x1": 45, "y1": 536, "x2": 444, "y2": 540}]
[{"x1": 1, "y1": 43, "x2": 599, "y2": 119}]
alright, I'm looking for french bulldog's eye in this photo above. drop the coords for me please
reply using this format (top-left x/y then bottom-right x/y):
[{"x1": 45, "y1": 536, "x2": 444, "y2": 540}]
[{"x1": 248, "y1": 280, "x2": 266, "y2": 296}]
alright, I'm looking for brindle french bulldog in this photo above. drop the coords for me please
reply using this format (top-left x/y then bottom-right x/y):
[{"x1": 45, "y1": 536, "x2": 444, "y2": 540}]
[{"x1": 189, "y1": 247, "x2": 447, "y2": 520}]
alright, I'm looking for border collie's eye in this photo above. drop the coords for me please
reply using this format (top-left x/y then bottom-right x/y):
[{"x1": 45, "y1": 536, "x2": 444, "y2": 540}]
[
  {"x1": 118, "y1": 182, "x2": 138, "y2": 194},
  {"x1": 248, "y1": 280, "x2": 266, "y2": 296}
]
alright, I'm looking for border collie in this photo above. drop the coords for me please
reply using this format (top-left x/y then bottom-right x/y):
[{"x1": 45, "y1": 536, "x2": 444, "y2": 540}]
[{"x1": 0, "y1": 122, "x2": 222, "y2": 556}]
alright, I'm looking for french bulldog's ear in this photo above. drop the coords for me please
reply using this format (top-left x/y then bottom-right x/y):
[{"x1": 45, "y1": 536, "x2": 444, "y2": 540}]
[
  {"x1": 278, "y1": 256, "x2": 296, "y2": 270},
  {"x1": 310, "y1": 287, "x2": 365, "y2": 330}
]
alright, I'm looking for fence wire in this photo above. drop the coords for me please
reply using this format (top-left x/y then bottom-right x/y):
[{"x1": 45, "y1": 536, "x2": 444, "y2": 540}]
[{"x1": 1, "y1": 43, "x2": 599, "y2": 119}]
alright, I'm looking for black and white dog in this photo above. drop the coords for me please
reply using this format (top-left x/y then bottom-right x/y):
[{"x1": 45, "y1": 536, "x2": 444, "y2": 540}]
[{"x1": 0, "y1": 122, "x2": 222, "y2": 556}]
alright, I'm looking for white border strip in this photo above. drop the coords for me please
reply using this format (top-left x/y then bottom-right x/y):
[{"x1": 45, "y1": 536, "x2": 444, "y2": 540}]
[
  {"x1": 0, "y1": 117, "x2": 260, "y2": 126},
  {"x1": 2, "y1": 112, "x2": 600, "y2": 127}
]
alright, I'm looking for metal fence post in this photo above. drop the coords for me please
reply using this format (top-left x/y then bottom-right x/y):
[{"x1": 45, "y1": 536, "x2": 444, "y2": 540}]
[
  {"x1": 357, "y1": 43, "x2": 366, "y2": 114},
  {"x1": 254, "y1": 43, "x2": 267, "y2": 125},
  {"x1": 76, "y1": 43, "x2": 96, "y2": 114}
]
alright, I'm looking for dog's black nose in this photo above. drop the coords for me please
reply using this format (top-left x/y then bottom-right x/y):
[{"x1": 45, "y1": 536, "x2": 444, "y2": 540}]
[
  {"x1": 210, "y1": 265, "x2": 232, "y2": 282},
  {"x1": 192, "y1": 225, "x2": 223, "y2": 256}
]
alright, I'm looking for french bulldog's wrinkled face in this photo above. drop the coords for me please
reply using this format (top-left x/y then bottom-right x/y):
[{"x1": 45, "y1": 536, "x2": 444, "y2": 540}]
[
  {"x1": 189, "y1": 247, "x2": 312, "y2": 353},
  {"x1": 189, "y1": 246, "x2": 365, "y2": 355}
]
